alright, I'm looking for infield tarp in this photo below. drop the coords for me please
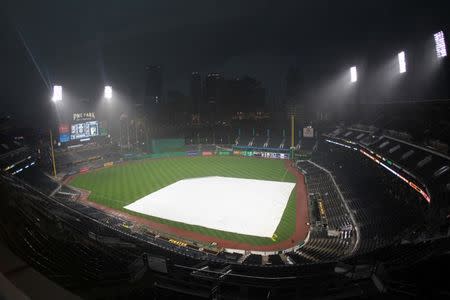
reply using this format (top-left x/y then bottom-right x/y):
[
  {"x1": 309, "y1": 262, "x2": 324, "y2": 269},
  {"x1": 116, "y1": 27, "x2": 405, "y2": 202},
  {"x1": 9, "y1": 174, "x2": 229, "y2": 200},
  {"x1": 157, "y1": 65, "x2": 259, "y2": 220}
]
[{"x1": 124, "y1": 176, "x2": 295, "y2": 238}]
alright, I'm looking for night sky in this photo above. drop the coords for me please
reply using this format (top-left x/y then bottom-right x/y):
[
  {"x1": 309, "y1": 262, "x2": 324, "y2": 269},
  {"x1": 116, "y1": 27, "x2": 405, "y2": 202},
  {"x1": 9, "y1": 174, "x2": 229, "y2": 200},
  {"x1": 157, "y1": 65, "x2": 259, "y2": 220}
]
[{"x1": 1, "y1": 0, "x2": 449, "y2": 127}]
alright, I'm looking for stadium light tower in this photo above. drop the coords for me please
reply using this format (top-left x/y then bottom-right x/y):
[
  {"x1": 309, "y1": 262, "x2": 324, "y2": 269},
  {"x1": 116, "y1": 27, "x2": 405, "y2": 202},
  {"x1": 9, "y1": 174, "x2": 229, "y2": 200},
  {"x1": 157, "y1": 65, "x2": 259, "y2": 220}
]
[
  {"x1": 398, "y1": 51, "x2": 407, "y2": 73},
  {"x1": 51, "y1": 85, "x2": 62, "y2": 102},
  {"x1": 104, "y1": 85, "x2": 112, "y2": 100},
  {"x1": 350, "y1": 66, "x2": 357, "y2": 83},
  {"x1": 434, "y1": 31, "x2": 447, "y2": 58}
]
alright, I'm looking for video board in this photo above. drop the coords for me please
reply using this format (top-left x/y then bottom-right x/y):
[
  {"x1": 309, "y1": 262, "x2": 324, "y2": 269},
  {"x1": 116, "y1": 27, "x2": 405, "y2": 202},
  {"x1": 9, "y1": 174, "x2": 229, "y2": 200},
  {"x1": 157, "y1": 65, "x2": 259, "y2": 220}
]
[
  {"x1": 70, "y1": 121, "x2": 99, "y2": 140},
  {"x1": 59, "y1": 123, "x2": 70, "y2": 143}
]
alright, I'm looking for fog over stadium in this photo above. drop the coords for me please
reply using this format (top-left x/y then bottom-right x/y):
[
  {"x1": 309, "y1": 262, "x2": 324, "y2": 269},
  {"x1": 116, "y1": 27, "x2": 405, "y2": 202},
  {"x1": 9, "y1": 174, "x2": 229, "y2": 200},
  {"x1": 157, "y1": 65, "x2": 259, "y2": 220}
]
[{"x1": 0, "y1": 1, "x2": 450, "y2": 299}]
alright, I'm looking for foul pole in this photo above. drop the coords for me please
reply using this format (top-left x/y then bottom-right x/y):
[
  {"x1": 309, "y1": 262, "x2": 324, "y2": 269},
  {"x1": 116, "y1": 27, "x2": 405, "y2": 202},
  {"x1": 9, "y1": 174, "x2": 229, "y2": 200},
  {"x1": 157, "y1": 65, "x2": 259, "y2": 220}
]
[
  {"x1": 49, "y1": 129, "x2": 57, "y2": 177},
  {"x1": 291, "y1": 114, "x2": 295, "y2": 148}
]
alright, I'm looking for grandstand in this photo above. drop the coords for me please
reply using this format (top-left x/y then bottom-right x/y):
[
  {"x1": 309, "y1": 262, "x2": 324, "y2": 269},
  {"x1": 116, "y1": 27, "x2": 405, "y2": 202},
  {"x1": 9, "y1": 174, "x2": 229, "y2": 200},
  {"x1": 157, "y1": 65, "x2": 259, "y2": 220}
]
[
  {"x1": 233, "y1": 133, "x2": 290, "y2": 150},
  {"x1": 311, "y1": 146, "x2": 426, "y2": 254},
  {"x1": 54, "y1": 143, "x2": 121, "y2": 175},
  {"x1": 2, "y1": 4, "x2": 450, "y2": 295},
  {"x1": 0, "y1": 121, "x2": 449, "y2": 298}
]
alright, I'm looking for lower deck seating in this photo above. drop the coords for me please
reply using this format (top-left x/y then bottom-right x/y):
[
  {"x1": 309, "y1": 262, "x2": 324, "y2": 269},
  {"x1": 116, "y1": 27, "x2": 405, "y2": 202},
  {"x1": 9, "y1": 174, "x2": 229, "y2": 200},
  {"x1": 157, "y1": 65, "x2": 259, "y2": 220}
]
[
  {"x1": 17, "y1": 166, "x2": 59, "y2": 196},
  {"x1": 295, "y1": 161, "x2": 355, "y2": 261},
  {"x1": 243, "y1": 254, "x2": 262, "y2": 265}
]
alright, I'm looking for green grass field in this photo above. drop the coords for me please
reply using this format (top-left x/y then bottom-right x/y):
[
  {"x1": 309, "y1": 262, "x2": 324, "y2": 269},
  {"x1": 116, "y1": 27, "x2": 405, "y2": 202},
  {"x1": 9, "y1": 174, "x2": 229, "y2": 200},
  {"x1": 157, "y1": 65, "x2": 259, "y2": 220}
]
[{"x1": 69, "y1": 156, "x2": 297, "y2": 246}]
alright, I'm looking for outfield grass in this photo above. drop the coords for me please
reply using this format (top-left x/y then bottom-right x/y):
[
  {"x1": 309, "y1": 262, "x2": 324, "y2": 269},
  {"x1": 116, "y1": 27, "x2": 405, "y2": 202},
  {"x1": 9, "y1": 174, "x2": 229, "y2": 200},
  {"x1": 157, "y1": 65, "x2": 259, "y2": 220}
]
[{"x1": 69, "y1": 156, "x2": 297, "y2": 246}]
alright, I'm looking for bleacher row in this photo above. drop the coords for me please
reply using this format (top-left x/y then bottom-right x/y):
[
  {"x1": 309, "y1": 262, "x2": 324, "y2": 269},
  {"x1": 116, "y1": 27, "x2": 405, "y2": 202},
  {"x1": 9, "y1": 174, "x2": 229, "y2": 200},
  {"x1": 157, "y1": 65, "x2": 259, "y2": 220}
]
[
  {"x1": 17, "y1": 167, "x2": 60, "y2": 195},
  {"x1": 311, "y1": 146, "x2": 427, "y2": 255},
  {"x1": 240, "y1": 158, "x2": 356, "y2": 266},
  {"x1": 1, "y1": 173, "x2": 269, "y2": 288},
  {"x1": 234, "y1": 135, "x2": 289, "y2": 149},
  {"x1": 328, "y1": 126, "x2": 450, "y2": 195},
  {"x1": 282, "y1": 160, "x2": 355, "y2": 265},
  {"x1": 0, "y1": 175, "x2": 135, "y2": 287},
  {"x1": 0, "y1": 134, "x2": 24, "y2": 156},
  {"x1": 185, "y1": 127, "x2": 233, "y2": 145},
  {"x1": 55, "y1": 144, "x2": 121, "y2": 174},
  {"x1": 298, "y1": 161, "x2": 353, "y2": 231}
]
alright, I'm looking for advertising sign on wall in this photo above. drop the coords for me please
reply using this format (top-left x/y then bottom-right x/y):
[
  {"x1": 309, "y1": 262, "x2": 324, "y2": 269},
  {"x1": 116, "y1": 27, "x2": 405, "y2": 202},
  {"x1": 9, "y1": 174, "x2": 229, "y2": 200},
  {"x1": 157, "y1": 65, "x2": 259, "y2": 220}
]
[
  {"x1": 218, "y1": 151, "x2": 232, "y2": 156},
  {"x1": 186, "y1": 151, "x2": 199, "y2": 157},
  {"x1": 80, "y1": 166, "x2": 90, "y2": 173},
  {"x1": 103, "y1": 162, "x2": 114, "y2": 168}
]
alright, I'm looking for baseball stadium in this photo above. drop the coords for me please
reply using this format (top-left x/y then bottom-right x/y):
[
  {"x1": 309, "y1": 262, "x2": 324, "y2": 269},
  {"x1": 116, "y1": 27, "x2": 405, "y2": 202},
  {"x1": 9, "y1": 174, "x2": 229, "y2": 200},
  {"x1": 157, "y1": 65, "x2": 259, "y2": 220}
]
[{"x1": 1, "y1": 2, "x2": 450, "y2": 299}]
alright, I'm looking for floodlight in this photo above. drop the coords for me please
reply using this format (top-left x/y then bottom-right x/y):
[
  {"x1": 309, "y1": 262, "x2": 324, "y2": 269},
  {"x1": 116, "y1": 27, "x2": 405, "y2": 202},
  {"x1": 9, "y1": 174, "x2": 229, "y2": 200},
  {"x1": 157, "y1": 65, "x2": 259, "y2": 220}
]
[
  {"x1": 350, "y1": 66, "x2": 357, "y2": 83},
  {"x1": 398, "y1": 51, "x2": 406, "y2": 73},
  {"x1": 52, "y1": 85, "x2": 62, "y2": 102},
  {"x1": 104, "y1": 86, "x2": 112, "y2": 100},
  {"x1": 434, "y1": 31, "x2": 447, "y2": 58}
]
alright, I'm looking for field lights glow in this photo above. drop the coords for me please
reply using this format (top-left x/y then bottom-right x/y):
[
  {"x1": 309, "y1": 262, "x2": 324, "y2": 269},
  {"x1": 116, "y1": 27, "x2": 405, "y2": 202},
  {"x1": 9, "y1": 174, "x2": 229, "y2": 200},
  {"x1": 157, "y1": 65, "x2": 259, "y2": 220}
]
[
  {"x1": 398, "y1": 51, "x2": 406, "y2": 73},
  {"x1": 350, "y1": 66, "x2": 357, "y2": 83},
  {"x1": 434, "y1": 31, "x2": 447, "y2": 58},
  {"x1": 51, "y1": 85, "x2": 62, "y2": 102},
  {"x1": 104, "y1": 86, "x2": 112, "y2": 100}
]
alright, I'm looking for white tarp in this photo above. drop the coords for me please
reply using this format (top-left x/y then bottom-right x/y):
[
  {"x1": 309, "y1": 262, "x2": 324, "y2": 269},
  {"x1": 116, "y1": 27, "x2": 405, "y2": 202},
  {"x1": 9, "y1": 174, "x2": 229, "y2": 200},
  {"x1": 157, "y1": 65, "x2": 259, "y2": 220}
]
[{"x1": 124, "y1": 176, "x2": 295, "y2": 238}]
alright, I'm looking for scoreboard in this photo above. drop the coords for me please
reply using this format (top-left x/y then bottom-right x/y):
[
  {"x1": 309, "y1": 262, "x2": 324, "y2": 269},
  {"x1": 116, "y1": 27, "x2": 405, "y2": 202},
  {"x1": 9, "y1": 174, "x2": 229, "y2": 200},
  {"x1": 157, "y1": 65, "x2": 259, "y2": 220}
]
[
  {"x1": 70, "y1": 121, "x2": 99, "y2": 140},
  {"x1": 59, "y1": 112, "x2": 107, "y2": 144}
]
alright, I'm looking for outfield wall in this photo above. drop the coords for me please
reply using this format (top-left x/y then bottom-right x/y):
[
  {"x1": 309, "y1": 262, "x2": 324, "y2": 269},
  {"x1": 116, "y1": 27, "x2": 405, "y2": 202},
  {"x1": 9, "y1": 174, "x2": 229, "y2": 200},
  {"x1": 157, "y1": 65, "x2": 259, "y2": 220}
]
[
  {"x1": 65, "y1": 146, "x2": 292, "y2": 179},
  {"x1": 123, "y1": 147, "x2": 291, "y2": 161}
]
